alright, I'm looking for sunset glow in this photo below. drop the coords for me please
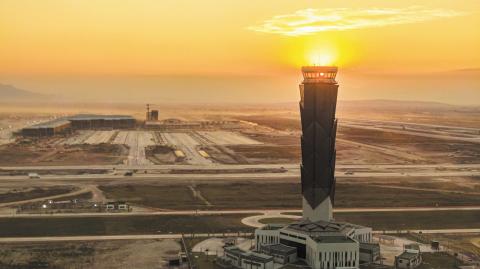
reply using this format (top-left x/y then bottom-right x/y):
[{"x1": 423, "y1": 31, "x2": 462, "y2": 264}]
[{"x1": 0, "y1": 0, "x2": 479, "y2": 104}]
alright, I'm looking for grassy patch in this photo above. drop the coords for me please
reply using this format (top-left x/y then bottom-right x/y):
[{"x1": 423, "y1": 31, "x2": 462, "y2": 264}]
[
  {"x1": 0, "y1": 186, "x2": 75, "y2": 203},
  {"x1": 335, "y1": 210, "x2": 480, "y2": 231},
  {"x1": 98, "y1": 182, "x2": 480, "y2": 210},
  {"x1": 99, "y1": 184, "x2": 204, "y2": 209},
  {"x1": 336, "y1": 183, "x2": 480, "y2": 208},
  {"x1": 0, "y1": 214, "x2": 255, "y2": 237},
  {"x1": 198, "y1": 182, "x2": 480, "y2": 209},
  {"x1": 279, "y1": 211, "x2": 480, "y2": 230},
  {"x1": 197, "y1": 182, "x2": 300, "y2": 209}
]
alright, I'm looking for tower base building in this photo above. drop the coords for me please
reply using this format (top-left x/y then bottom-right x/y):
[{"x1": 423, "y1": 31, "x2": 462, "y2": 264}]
[{"x1": 254, "y1": 220, "x2": 373, "y2": 269}]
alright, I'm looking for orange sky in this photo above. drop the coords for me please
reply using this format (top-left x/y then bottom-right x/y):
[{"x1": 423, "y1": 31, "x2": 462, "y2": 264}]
[{"x1": 0, "y1": 0, "x2": 479, "y2": 104}]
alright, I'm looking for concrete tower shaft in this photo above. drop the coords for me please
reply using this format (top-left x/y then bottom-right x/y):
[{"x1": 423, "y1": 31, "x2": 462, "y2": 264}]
[{"x1": 299, "y1": 66, "x2": 338, "y2": 222}]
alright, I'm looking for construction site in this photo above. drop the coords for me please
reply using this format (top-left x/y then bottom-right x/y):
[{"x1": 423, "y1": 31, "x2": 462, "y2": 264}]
[{"x1": 0, "y1": 101, "x2": 479, "y2": 269}]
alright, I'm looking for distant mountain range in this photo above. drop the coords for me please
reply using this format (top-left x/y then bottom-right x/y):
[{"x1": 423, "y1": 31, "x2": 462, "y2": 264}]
[
  {"x1": 0, "y1": 83, "x2": 47, "y2": 101},
  {"x1": 0, "y1": 82, "x2": 477, "y2": 110},
  {"x1": 340, "y1": 99, "x2": 456, "y2": 109}
]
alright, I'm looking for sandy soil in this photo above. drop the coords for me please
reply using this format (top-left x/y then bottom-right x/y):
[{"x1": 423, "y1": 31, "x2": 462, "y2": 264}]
[
  {"x1": 0, "y1": 239, "x2": 181, "y2": 269},
  {"x1": 197, "y1": 131, "x2": 261, "y2": 145},
  {"x1": 374, "y1": 235, "x2": 436, "y2": 266},
  {"x1": 193, "y1": 237, "x2": 252, "y2": 255},
  {"x1": 0, "y1": 142, "x2": 128, "y2": 166}
]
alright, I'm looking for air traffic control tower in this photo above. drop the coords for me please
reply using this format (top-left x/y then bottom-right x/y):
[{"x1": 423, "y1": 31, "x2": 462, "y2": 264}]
[
  {"x1": 244, "y1": 67, "x2": 377, "y2": 268},
  {"x1": 299, "y1": 66, "x2": 338, "y2": 222}
]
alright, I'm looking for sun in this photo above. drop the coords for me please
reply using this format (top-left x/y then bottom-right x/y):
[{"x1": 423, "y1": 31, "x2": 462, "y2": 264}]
[
  {"x1": 282, "y1": 37, "x2": 354, "y2": 68},
  {"x1": 310, "y1": 53, "x2": 335, "y2": 66}
]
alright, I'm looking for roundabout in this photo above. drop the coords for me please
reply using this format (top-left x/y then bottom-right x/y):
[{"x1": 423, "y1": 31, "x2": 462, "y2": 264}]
[{"x1": 240, "y1": 211, "x2": 301, "y2": 228}]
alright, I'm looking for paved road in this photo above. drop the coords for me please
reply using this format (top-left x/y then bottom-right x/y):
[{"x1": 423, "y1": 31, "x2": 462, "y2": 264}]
[
  {"x1": 241, "y1": 212, "x2": 300, "y2": 227},
  {"x1": 0, "y1": 170, "x2": 478, "y2": 183},
  {"x1": 0, "y1": 233, "x2": 248, "y2": 243},
  {"x1": 2, "y1": 163, "x2": 479, "y2": 171},
  {"x1": 2, "y1": 206, "x2": 480, "y2": 218},
  {"x1": 1, "y1": 228, "x2": 479, "y2": 243}
]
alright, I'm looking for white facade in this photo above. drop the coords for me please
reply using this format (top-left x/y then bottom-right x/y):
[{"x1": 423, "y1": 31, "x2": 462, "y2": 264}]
[
  {"x1": 352, "y1": 227, "x2": 372, "y2": 243},
  {"x1": 255, "y1": 228, "x2": 281, "y2": 250},
  {"x1": 223, "y1": 246, "x2": 274, "y2": 269},
  {"x1": 269, "y1": 251, "x2": 296, "y2": 264},
  {"x1": 240, "y1": 257, "x2": 274, "y2": 269},
  {"x1": 306, "y1": 236, "x2": 359, "y2": 269}
]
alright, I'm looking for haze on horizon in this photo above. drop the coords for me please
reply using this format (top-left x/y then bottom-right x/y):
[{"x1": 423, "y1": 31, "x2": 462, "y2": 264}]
[{"x1": 0, "y1": 0, "x2": 479, "y2": 105}]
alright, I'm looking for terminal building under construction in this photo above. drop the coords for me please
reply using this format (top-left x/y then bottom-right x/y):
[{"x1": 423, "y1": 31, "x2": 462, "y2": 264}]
[{"x1": 21, "y1": 114, "x2": 136, "y2": 137}]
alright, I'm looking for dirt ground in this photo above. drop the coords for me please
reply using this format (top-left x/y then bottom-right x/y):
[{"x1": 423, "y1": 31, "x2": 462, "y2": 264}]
[
  {"x1": 0, "y1": 142, "x2": 128, "y2": 166},
  {"x1": 417, "y1": 252, "x2": 467, "y2": 269},
  {"x1": 338, "y1": 126, "x2": 480, "y2": 164},
  {"x1": 1, "y1": 103, "x2": 478, "y2": 166},
  {"x1": 231, "y1": 113, "x2": 480, "y2": 165},
  {"x1": 0, "y1": 239, "x2": 181, "y2": 269},
  {"x1": 405, "y1": 233, "x2": 480, "y2": 259},
  {"x1": 145, "y1": 145, "x2": 179, "y2": 164}
]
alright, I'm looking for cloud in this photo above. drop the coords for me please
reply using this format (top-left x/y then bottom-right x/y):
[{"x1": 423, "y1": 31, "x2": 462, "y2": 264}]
[{"x1": 248, "y1": 6, "x2": 465, "y2": 36}]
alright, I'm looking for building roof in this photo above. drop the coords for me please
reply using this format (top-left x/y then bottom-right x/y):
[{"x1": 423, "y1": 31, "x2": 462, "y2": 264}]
[
  {"x1": 67, "y1": 114, "x2": 134, "y2": 121},
  {"x1": 242, "y1": 252, "x2": 274, "y2": 263},
  {"x1": 284, "y1": 219, "x2": 353, "y2": 235},
  {"x1": 22, "y1": 114, "x2": 135, "y2": 131},
  {"x1": 224, "y1": 246, "x2": 273, "y2": 263},
  {"x1": 25, "y1": 118, "x2": 71, "y2": 129},
  {"x1": 261, "y1": 244, "x2": 297, "y2": 255},
  {"x1": 260, "y1": 224, "x2": 285, "y2": 231},
  {"x1": 224, "y1": 246, "x2": 245, "y2": 257},
  {"x1": 397, "y1": 251, "x2": 420, "y2": 260},
  {"x1": 311, "y1": 236, "x2": 356, "y2": 244},
  {"x1": 281, "y1": 219, "x2": 369, "y2": 244}
]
